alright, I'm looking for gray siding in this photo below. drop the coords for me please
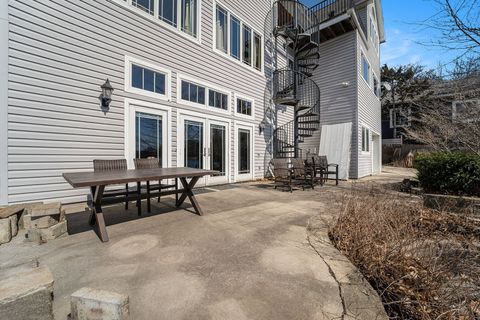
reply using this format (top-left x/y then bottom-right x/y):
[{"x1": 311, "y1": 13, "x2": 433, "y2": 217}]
[
  {"x1": 8, "y1": 0, "x2": 272, "y2": 204},
  {"x1": 356, "y1": 2, "x2": 382, "y2": 178},
  {"x1": 300, "y1": 31, "x2": 358, "y2": 178}
]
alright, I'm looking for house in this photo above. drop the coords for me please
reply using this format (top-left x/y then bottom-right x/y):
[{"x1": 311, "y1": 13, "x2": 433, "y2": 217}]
[
  {"x1": 381, "y1": 73, "x2": 480, "y2": 143},
  {"x1": 0, "y1": 0, "x2": 385, "y2": 205}
]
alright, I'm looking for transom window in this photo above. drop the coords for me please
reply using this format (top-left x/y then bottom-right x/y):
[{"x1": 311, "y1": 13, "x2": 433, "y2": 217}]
[
  {"x1": 181, "y1": 80, "x2": 206, "y2": 104},
  {"x1": 179, "y1": 77, "x2": 230, "y2": 111},
  {"x1": 362, "y1": 126, "x2": 370, "y2": 152},
  {"x1": 122, "y1": 0, "x2": 198, "y2": 38},
  {"x1": 237, "y1": 98, "x2": 252, "y2": 116},
  {"x1": 132, "y1": 64, "x2": 166, "y2": 95},
  {"x1": 214, "y1": 3, "x2": 263, "y2": 72},
  {"x1": 209, "y1": 90, "x2": 228, "y2": 110}
]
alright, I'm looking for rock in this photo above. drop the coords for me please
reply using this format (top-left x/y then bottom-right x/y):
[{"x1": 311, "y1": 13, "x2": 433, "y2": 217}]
[
  {"x1": 9, "y1": 214, "x2": 18, "y2": 237},
  {"x1": 70, "y1": 287, "x2": 129, "y2": 320},
  {"x1": 31, "y1": 215, "x2": 60, "y2": 229},
  {"x1": 41, "y1": 220, "x2": 67, "y2": 240},
  {"x1": 0, "y1": 264, "x2": 54, "y2": 320},
  {"x1": 23, "y1": 213, "x2": 32, "y2": 230},
  {"x1": 26, "y1": 229, "x2": 44, "y2": 244},
  {"x1": 30, "y1": 202, "x2": 62, "y2": 218},
  {"x1": 0, "y1": 218, "x2": 12, "y2": 244}
]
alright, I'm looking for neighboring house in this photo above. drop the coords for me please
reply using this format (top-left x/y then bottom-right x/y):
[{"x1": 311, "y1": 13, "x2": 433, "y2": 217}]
[
  {"x1": 381, "y1": 74, "x2": 480, "y2": 143},
  {"x1": 0, "y1": 0, "x2": 385, "y2": 205}
]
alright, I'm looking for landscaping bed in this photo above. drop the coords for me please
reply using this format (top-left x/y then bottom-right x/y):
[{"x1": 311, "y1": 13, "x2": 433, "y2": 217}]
[{"x1": 329, "y1": 190, "x2": 480, "y2": 319}]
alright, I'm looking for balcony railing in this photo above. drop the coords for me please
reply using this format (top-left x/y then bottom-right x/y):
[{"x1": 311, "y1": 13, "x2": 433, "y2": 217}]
[{"x1": 308, "y1": 0, "x2": 354, "y2": 26}]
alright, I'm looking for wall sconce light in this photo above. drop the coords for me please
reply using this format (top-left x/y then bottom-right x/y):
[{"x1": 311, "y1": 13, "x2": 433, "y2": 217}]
[
  {"x1": 100, "y1": 79, "x2": 114, "y2": 109},
  {"x1": 341, "y1": 81, "x2": 350, "y2": 87}
]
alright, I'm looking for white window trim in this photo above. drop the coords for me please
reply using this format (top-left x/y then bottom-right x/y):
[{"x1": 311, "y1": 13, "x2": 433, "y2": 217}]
[
  {"x1": 212, "y1": 0, "x2": 265, "y2": 77},
  {"x1": 175, "y1": 108, "x2": 233, "y2": 183},
  {"x1": 234, "y1": 120, "x2": 255, "y2": 182},
  {"x1": 361, "y1": 125, "x2": 371, "y2": 154},
  {"x1": 124, "y1": 56, "x2": 172, "y2": 101},
  {"x1": 360, "y1": 51, "x2": 371, "y2": 88},
  {"x1": 112, "y1": 0, "x2": 202, "y2": 44},
  {"x1": 177, "y1": 73, "x2": 231, "y2": 114},
  {"x1": 234, "y1": 93, "x2": 255, "y2": 121},
  {"x1": 124, "y1": 98, "x2": 173, "y2": 170}
]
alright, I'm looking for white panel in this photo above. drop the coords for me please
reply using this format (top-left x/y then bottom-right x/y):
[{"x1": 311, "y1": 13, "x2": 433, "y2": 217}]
[
  {"x1": 319, "y1": 123, "x2": 352, "y2": 180},
  {"x1": 0, "y1": 0, "x2": 7, "y2": 205}
]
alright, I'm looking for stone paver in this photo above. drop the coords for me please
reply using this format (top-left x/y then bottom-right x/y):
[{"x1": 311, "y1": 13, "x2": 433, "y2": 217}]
[{"x1": 0, "y1": 167, "x2": 411, "y2": 319}]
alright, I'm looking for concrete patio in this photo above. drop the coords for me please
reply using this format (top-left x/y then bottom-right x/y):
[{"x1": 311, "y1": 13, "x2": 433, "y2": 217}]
[{"x1": 0, "y1": 169, "x2": 412, "y2": 319}]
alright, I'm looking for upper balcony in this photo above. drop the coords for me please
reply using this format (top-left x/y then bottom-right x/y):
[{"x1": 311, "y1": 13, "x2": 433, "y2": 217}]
[{"x1": 308, "y1": 0, "x2": 360, "y2": 42}]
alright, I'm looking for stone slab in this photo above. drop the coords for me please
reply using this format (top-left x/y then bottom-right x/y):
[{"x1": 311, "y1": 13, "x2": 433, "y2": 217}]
[
  {"x1": 31, "y1": 215, "x2": 60, "y2": 229},
  {"x1": 0, "y1": 265, "x2": 54, "y2": 320},
  {"x1": 0, "y1": 205, "x2": 25, "y2": 219},
  {"x1": 0, "y1": 218, "x2": 12, "y2": 244},
  {"x1": 10, "y1": 214, "x2": 18, "y2": 237},
  {"x1": 71, "y1": 287, "x2": 129, "y2": 320},
  {"x1": 42, "y1": 220, "x2": 68, "y2": 240},
  {"x1": 30, "y1": 202, "x2": 62, "y2": 218}
]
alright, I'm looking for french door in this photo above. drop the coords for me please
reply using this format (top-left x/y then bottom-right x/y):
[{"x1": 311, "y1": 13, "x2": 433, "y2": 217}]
[
  {"x1": 179, "y1": 115, "x2": 229, "y2": 186},
  {"x1": 235, "y1": 123, "x2": 254, "y2": 182}
]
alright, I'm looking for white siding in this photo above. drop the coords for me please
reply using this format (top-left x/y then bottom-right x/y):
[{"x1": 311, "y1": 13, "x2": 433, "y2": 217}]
[
  {"x1": 356, "y1": 3, "x2": 382, "y2": 178},
  {"x1": 8, "y1": 0, "x2": 272, "y2": 204},
  {"x1": 300, "y1": 32, "x2": 358, "y2": 178}
]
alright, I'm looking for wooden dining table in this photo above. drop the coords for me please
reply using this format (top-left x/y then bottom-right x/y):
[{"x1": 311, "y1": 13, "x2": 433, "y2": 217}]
[{"x1": 63, "y1": 167, "x2": 218, "y2": 242}]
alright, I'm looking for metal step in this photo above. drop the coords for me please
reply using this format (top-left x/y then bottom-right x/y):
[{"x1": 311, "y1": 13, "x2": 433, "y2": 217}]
[
  {"x1": 273, "y1": 96, "x2": 300, "y2": 106},
  {"x1": 297, "y1": 51, "x2": 320, "y2": 60},
  {"x1": 298, "y1": 119, "x2": 321, "y2": 124}
]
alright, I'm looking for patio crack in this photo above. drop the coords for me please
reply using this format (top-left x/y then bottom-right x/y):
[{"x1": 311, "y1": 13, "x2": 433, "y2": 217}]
[{"x1": 306, "y1": 222, "x2": 347, "y2": 320}]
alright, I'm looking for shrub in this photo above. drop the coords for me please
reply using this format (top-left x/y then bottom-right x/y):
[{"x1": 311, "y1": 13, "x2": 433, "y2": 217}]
[
  {"x1": 414, "y1": 152, "x2": 480, "y2": 196},
  {"x1": 329, "y1": 190, "x2": 480, "y2": 319}
]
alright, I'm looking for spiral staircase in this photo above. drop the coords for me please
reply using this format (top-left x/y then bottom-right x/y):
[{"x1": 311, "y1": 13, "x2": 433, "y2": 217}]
[{"x1": 267, "y1": 0, "x2": 322, "y2": 159}]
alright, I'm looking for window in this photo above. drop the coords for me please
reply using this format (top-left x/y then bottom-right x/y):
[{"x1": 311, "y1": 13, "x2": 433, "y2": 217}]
[
  {"x1": 452, "y1": 100, "x2": 480, "y2": 121},
  {"x1": 184, "y1": 120, "x2": 203, "y2": 168},
  {"x1": 389, "y1": 108, "x2": 411, "y2": 128},
  {"x1": 212, "y1": 3, "x2": 262, "y2": 71},
  {"x1": 237, "y1": 98, "x2": 252, "y2": 116},
  {"x1": 243, "y1": 25, "x2": 252, "y2": 65},
  {"x1": 230, "y1": 16, "x2": 240, "y2": 60},
  {"x1": 253, "y1": 32, "x2": 262, "y2": 71},
  {"x1": 136, "y1": 112, "x2": 163, "y2": 162},
  {"x1": 132, "y1": 64, "x2": 166, "y2": 95},
  {"x1": 159, "y1": 0, "x2": 177, "y2": 26},
  {"x1": 216, "y1": 5, "x2": 228, "y2": 53},
  {"x1": 181, "y1": 80, "x2": 205, "y2": 104},
  {"x1": 132, "y1": 0, "x2": 154, "y2": 15},
  {"x1": 373, "y1": 75, "x2": 379, "y2": 97},
  {"x1": 124, "y1": 0, "x2": 198, "y2": 38},
  {"x1": 238, "y1": 129, "x2": 251, "y2": 174},
  {"x1": 209, "y1": 89, "x2": 228, "y2": 110},
  {"x1": 362, "y1": 55, "x2": 370, "y2": 84},
  {"x1": 210, "y1": 125, "x2": 226, "y2": 176},
  {"x1": 362, "y1": 126, "x2": 370, "y2": 152},
  {"x1": 181, "y1": 0, "x2": 197, "y2": 36},
  {"x1": 370, "y1": 14, "x2": 379, "y2": 54}
]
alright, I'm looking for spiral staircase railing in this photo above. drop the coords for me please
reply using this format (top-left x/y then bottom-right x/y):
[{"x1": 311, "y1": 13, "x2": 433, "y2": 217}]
[{"x1": 265, "y1": 0, "x2": 322, "y2": 160}]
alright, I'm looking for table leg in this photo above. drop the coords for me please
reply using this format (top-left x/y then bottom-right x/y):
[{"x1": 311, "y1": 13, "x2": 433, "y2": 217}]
[
  {"x1": 137, "y1": 182, "x2": 142, "y2": 217},
  {"x1": 177, "y1": 177, "x2": 203, "y2": 216},
  {"x1": 89, "y1": 185, "x2": 109, "y2": 242}
]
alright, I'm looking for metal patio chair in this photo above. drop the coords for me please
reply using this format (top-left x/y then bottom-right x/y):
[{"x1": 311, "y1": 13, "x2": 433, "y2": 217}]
[
  {"x1": 291, "y1": 158, "x2": 314, "y2": 190},
  {"x1": 312, "y1": 155, "x2": 339, "y2": 186},
  {"x1": 134, "y1": 158, "x2": 178, "y2": 213},
  {"x1": 93, "y1": 159, "x2": 139, "y2": 214},
  {"x1": 272, "y1": 158, "x2": 293, "y2": 192}
]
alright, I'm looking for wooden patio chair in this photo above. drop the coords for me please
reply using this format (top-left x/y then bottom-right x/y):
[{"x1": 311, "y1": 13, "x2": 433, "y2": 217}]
[
  {"x1": 291, "y1": 158, "x2": 314, "y2": 190},
  {"x1": 134, "y1": 158, "x2": 178, "y2": 213},
  {"x1": 312, "y1": 155, "x2": 339, "y2": 186},
  {"x1": 93, "y1": 159, "x2": 137, "y2": 213},
  {"x1": 272, "y1": 158, "x2": 293, "y2": 192}
]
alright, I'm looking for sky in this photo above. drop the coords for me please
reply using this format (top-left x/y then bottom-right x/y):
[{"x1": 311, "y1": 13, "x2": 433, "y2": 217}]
[{"x1": 300, "y1": 0, "x2": 462, "y2": 71}]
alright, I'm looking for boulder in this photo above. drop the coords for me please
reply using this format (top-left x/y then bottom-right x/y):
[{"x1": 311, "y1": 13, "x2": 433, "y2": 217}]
[
  {"x1": 0, "y1": 264, "x2": 54, "y2": 320},
  {"x1": 71, "y1": 287, "x2": 129, "y2": 320},
  {"x1": 0, "y1": 218, "x2": 12, "y2": 244}
]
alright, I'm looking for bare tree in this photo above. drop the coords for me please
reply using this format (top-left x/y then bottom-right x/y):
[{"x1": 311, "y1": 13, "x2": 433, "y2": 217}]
[{"x1": 422, "y1": 0, "x2": 480, "y2": 58}]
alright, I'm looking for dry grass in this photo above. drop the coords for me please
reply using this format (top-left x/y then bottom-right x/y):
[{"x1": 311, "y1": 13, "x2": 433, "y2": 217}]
[{"x1": 329, "y1": 189, "x2": 480, "y2": 319}]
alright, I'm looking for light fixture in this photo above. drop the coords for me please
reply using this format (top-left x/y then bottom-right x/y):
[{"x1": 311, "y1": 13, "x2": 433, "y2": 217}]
[{"x1": 100, "y1": 79, "x2": 114, "y2": 109}]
